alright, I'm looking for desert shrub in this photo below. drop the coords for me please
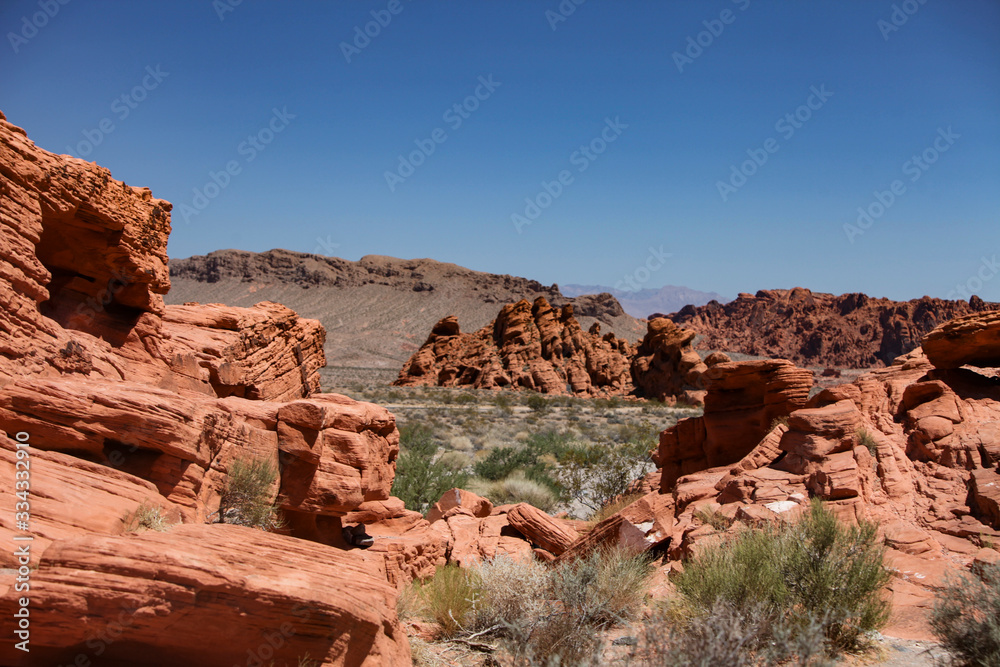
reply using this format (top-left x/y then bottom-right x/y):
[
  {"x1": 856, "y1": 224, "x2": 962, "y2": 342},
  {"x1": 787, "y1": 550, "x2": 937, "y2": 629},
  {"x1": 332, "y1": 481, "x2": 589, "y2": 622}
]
[
  {"x1": 493, "y1": 391, "x2": 514, "y2": 416},
  {"x1": 555, "y1": 440, "x2": 653, "y2": 511},
  {"x1": 392, "y1": 424, "x2": 470, "y2": 513},
  {"x1": 480, "y1": 547, "x2": 652, "y2": 666},
  {"x1": 220, "y1": 456, "x2": 282, "y2": 530},
  {"x1": 931, "y1": 563, "x2": 1000, "y2": 666},
  {"x1": 466, "y1": 472, "x2": 559, "y2": 513},
  {"x1": 526, "y1": 393, "x2": 550, "y2": 413},
  {"x1": 471, "y1": 555, "x2": 550, "y2": 631},
  {"x1": 643, "y1": 599, "x2": 833, "y2": 667},
  {"x1": 122, "y1": 501, "x2": 169, "y2": 532},
  {"x1": 411, "y1": 564, "x2": 480, "y2": 637},
  {"x1": 675, "y1": 499, "x2": 890, "y2": 656},
  {"x1": 472, "y1": 430, "x2": 572, "y2": 492},
  {"x1": 454, "y1": 392, "x2": 478, "y2": 405},
  {"x1": 437, "y1": 450, "x2": 470, "y2": 471}
]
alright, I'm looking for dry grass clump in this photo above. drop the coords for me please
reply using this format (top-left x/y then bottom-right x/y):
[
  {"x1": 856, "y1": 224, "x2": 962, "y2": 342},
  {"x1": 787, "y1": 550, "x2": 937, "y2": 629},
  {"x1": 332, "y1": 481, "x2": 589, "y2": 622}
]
[
  {"x1": 466, "y1": 472, "x2": 559, "y2": 513},
  {"x1": 409, "y1": 564, "x2": 481, "y2": 638},
  {"x1": 122, "y1": 500, "x2": 169, "y2": 533}
]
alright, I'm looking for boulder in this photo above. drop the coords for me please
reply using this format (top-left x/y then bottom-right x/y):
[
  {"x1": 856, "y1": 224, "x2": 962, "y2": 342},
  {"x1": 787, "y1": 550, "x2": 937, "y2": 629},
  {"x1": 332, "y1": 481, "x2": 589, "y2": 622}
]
[
  {"x1": 506, "y1": 503, "x2": 580, "y2": 555},
  {"x1": 425, "y1": 488, "x2": 493, "y2": 524},
  {"x1": 923, "y1": 310, "x2": 1000, "y2": 369},
  {"x1": 0, "y1": 524, "x2": 410, "y2": 666}
]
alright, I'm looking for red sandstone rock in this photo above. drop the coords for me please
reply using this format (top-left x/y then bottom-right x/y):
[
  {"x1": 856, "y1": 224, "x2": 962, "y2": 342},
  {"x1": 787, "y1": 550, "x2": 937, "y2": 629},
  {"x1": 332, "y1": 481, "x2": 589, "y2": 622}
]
[
  {"x1": 655, "y1": 359, "x2": 813, "y2": 488},
  {"x1": 425, "y1": 488, "x2": 493, "y2": 524},
  {"x1": 506, "y1": 503, "x2": 580, "y2": 555},
  {"x1": 923, "y1": 309, "x2": 1000, "y2": 369},
  {"x1": 668, "y1": 287, "x2": 995, "y2": 368},
  {"x1": 395, "y1": 301, "x2": 707, "y2": 402},
  {"x1": 652, "y1": 340, "x2": 1000, "y2": 638},
  {"x1": 0, "y1": 524, "x2": 410, "y2": 666},
  {"x1": 0, "y1": 114, "x2": 419, "y2": 664}
]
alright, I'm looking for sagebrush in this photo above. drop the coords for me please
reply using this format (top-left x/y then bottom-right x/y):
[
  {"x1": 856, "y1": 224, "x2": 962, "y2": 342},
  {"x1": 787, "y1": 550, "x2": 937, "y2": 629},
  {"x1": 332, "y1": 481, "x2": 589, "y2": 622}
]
[
  {"x1": 220, "y1": 455, "x2": 282, "y2": 530},
  {"x1": 674, "y1": 499, "x2": 890, "y2": 656},
  {"x1": 931, "y1": 562, "x2": 1000, "y2": 666}
]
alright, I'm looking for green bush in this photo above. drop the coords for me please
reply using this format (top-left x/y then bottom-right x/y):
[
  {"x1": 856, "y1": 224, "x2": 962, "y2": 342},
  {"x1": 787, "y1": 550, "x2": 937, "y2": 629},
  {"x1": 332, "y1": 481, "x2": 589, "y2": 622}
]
[
  {"x1": 931, "y1": 562, "x2": 1000, "y2": 666},
  {"x1": 555, "y1": 440, "x2": 653, "y2": 511},
  {"x1": 220, "y1": 456, "x2": 282, "y2": 530},
  {"x1": 674, "y1": 499, "x2": 890, "y2": 656},
  {"x1": 472, "y1": 430, "x2": 572, "y2": 491},
  {"x1": 525, "y1": 393, "x2": 550, "y2": 413},
  {"x1": 392, "y1": 424, "x2": 470, "y2": 513}
]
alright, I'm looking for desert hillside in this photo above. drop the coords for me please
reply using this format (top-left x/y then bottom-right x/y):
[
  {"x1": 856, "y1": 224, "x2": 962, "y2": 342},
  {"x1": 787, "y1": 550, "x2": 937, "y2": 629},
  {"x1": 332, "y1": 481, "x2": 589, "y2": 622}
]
[{"x1": 168, "y1": 249, "x2": 645, "y2": 387}]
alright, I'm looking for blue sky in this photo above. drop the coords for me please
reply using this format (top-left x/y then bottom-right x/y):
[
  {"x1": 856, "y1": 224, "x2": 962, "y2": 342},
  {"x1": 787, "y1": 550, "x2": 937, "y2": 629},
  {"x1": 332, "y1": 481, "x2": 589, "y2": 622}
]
[{"x1": 2, "y1": 0, "x2": 998, "y2": 301}]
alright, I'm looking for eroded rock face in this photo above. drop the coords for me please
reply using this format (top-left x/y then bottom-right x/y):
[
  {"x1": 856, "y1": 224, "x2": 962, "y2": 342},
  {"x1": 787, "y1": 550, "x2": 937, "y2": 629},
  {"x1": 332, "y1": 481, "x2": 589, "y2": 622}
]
[
  {"x1": 655, "y1": 359, "x2": 814, "y2": 488},
  {"x1": 923, "y1": 309, "x2": 1000, "y2": 369},
  {"x1": 649, "y1": 337, "x2": 1000, "y2": 639},
  {"x1": 668, "y1": 287, "x2": 996, "y2": 368},
  {"x1": 0, "y1": 524, "x2": 409, "y2": 667},
  {"x1": 0, "y1": 113, "x2": 414, "y2": 666},
  {"x1": 395, "y1": 302, "x2": 706, "y2": 402}
]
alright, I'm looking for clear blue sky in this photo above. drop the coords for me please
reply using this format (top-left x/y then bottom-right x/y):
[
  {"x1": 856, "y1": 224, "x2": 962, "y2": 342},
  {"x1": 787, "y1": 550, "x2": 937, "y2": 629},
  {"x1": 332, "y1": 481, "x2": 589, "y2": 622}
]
[{"x1": 2, "y1": 0, "x2": 998, "y2": 301}]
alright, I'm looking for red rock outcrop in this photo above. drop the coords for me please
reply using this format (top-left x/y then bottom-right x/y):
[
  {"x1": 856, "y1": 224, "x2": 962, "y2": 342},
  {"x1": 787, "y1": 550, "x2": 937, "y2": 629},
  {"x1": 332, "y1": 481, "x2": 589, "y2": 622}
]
[
  {"x1": 395, "y1": 302, "x2": 707, "y2": 403},
  {"x1": 0, "y1": 111, "x2": 419, "y2": 665},
  {"x1": 667, "y1": 287, "x2": 996, "y2": 368},
  {"x1": 11, "y1": 524, "x2": 409, "y2": 667},
  {"x1": 654, "y1": 359, "x2": 814, "y2": 488},
  {"x1": 923, "y1": 309, "x2": 1000, "y2": 369},
  {"x1": 634, "y1": 320, "x2": 1000, "y2": 639}
]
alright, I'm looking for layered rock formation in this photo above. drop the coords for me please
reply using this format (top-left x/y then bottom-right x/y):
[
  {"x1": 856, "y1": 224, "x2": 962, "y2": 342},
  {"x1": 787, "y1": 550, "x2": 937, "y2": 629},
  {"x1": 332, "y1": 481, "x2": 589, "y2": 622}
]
[
  {"x1": 632, "y1": 314, "x2": 999, "y2": 638},
  {"x1": 667, "y1": 287, "x2": 996, "y2": 368},
  {"x1": 0, "y1": 111, "x2": 421, "y2": 665},
  {"x1": 395, "y1": 299, "x2": 709, "y2": 403},
  {"x1": 654, "y1": 359, "x2": 814, "y2": 488}
]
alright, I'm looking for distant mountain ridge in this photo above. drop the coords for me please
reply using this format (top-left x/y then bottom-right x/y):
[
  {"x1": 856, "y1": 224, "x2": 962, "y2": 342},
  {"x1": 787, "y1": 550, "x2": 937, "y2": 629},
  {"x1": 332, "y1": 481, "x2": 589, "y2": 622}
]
[
  {"x1": 167, "y1": 250, "x2": 646, "y2": 383},
  {"x1": 561, "y1": 283, "x2": 728, "y2": 319},
  {"x1": 666, "y1": 287, "x2": 998, "y2": 369}
]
